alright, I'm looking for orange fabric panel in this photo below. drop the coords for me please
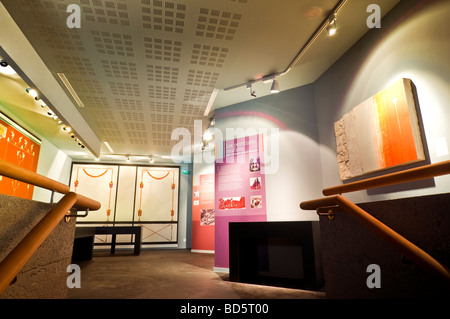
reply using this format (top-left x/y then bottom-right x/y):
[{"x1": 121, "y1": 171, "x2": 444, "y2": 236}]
[{"x1": 0, "y1": 117, "x2": 41, "y2": 199}]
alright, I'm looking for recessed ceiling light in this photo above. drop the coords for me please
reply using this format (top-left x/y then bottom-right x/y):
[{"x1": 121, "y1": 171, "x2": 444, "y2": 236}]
[
  {"x1": 104, "y1": 141, "x2": 114, "y2": 153},
  {"x1": 204, "y1": 88, "x2": 219, "y2": 116},
  {"x1": 57, "y1": 73, "x2": 85, "y2": 107}
]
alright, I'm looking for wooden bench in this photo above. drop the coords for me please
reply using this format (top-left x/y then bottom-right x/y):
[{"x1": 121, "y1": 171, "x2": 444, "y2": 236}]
[{"x1": 72, "y1": 226, "x2": 142, "y2": 261}]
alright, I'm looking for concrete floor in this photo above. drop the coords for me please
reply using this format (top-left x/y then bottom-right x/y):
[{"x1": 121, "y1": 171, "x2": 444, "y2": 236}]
[{"x1": 67, "y1": 249, "x2": 326, "y2": 299}]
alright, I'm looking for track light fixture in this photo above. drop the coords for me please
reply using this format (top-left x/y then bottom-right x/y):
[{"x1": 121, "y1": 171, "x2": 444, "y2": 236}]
[
  {"x1": 270, "y1": 78, "x2": 280, "y2": 93},
  {"x1": 26, "y1": 88, "x2": 38, "y2": 98},
  {"x1": 327, "y1": 12, "x2": 337, "y2": 36},
  {"x1": 247, "y1": 83, "x2": 256, "y2": 97},
  {"x1": 223, "y1": 0, "x2": 347, "y2": 96},
  {"x1": 0, "y1": 59, "x2": 16, "y2": 75}
]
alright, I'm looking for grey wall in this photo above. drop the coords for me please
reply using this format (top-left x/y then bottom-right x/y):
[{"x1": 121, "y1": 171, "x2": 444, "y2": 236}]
[
  {"x1": 215, "y1": 84, "x2": 323, "y2": 221},
  {"x1": 310, "y1": 0, "x2": 450, "y2": 298},
  {"x1": 32, "y1": 138, "x2": 72, "y2": 203}
]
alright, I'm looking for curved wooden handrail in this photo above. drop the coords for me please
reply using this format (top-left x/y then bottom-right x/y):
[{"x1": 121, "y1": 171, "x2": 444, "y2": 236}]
[
  {"x1": 0, "y1": 158, "x2": 100, "y2": 210},
  {"x1": 0, "y1": 159, "x2": 101, "y2": 295},
  {"x1": 0, "y1": 158, "x2": 70, "y2": 194},
  {"x1": 300, "y1": 195, "x2": 450, "y2": 286},
  {"x1": 323, "y1": 160, "x2": 450, "y2": 196}
]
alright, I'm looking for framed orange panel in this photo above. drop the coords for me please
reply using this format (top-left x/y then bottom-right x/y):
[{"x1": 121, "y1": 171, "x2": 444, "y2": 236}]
[{"x1": 0, "y1": 112, "x2": 41, "y2": 199}]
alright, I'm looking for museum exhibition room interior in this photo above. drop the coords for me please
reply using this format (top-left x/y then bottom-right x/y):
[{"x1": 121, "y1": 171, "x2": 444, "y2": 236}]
[{"x1": 0, "y1": 0, "x2": 449, "y2": 305}]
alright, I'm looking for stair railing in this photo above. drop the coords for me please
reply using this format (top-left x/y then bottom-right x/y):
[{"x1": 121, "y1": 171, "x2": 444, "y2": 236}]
[
  {"x1": 300, "y1": 160, "x2": 450, "y2": 286},
  {"x1": 0, "y1": 159, "x2": 100, "y2": 294}
]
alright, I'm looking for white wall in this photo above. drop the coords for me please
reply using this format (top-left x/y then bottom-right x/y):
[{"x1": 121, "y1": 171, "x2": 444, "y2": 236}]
[
  {"x1": 214, "y1": 85, "x2": 323, "y2": 221},
  {"x1": 71, "y1": 159, "x2": 192, "y2": 249},
  {"x1": 314, "y1": 0, "x2": 450, "y2": 204},
  {"x1": 178, "y1": 162, "x2": 192, "y2": 248},
  {"x1": 32, "y1": 138, "x2": 72, "y2": 203}
]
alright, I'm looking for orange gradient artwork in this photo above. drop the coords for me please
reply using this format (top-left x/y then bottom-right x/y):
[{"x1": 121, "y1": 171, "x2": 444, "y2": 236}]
[
  {"x1": 335, "y1": 78, "x2": 425, "y2": 180},
  {"x1": 373, "y1": 80, "x2": 419, "y2": 168}
]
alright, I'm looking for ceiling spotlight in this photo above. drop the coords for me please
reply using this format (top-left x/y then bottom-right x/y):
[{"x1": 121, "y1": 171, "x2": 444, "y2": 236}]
[
  {"x1": 270, "y1": 78, "x2": 280, "y2": 93},
  {"x1": 26, "y1": 88, "x2": 38, "y2": 98},
  {"x1": 0, "y1": 60, "x2": 17, "y2": 75},
  {"x1": 247, "y1": 83, "x2": 256, "y2": 97},
  {"x1": 104, "y1": 141, "x2": 114, "y2": 153},
  {"x1": 149, "y1": 157, "x2": 154, "y2": 163},
  {"x1": 203, "y1": 130, "x2": 213, "y2": 142},
  {"x1": 63, "y1": 126, "x2": 72, "y2": 132},
  {"x1": 327, "y1": 13, "x2": 337, "y2": 36}
]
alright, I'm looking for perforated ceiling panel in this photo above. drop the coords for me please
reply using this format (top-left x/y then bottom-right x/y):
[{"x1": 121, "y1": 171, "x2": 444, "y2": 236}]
[{"x1": 4, "y1": 0, "x2": 391, "y2": 159}]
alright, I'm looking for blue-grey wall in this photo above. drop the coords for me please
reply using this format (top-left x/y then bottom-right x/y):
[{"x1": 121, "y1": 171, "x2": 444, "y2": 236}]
[
  {"x1": 215, "y1": 84, "x2": 323, "y2": 221},
  {"x1": 314, "y1": 0, "x2": 450, "y2": 204}
]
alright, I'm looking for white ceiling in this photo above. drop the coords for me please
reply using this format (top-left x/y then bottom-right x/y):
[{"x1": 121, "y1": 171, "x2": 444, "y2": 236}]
[{"x1": 0, "y1": 0, "x2": 400, "y2": 162}]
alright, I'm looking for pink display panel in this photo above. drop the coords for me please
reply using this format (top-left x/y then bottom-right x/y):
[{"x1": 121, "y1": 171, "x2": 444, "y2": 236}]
[{"x1": 214, "y1": 134, "x2": 267, "y2": 269}]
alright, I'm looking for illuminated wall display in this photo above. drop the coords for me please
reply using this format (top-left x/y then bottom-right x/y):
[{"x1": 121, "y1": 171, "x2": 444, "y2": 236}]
[
  {"x1": 334, "y1": 78, "x2": 425, "y2": 180},
  {"x1": 0, "y1": 112, "x2": 41, "y2": 199},
  {"x1": 70, "y1": 163, "x2": 179, "y2": 248}
]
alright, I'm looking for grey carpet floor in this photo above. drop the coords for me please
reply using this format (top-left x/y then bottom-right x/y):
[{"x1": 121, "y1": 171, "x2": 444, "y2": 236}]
[{"x1": 67, "y1": 249, "x2": 325, "y2": 299}]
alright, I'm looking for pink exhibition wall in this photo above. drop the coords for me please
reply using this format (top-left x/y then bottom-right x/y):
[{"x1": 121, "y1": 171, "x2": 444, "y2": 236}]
[{"x1": 214, "y1": 134, "x2": 267, "y2": 269}]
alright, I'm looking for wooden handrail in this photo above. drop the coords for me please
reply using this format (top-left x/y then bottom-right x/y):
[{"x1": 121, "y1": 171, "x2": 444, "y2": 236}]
[
  {"x1": 0, "y1": 158, "x2": 100, "y2": 210},
  {"x1": 0, "y1": 159, "x2": 101, "y2": 295},
  {"x1": 0, "y1": 158, "x2": 70, "y2": 194},
  {"x1": 323, "y1": 160, "x2": 450, "y2": 196},
  {"x1": 300, "y1": 195, "x2": 450, "y2": 286}
]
